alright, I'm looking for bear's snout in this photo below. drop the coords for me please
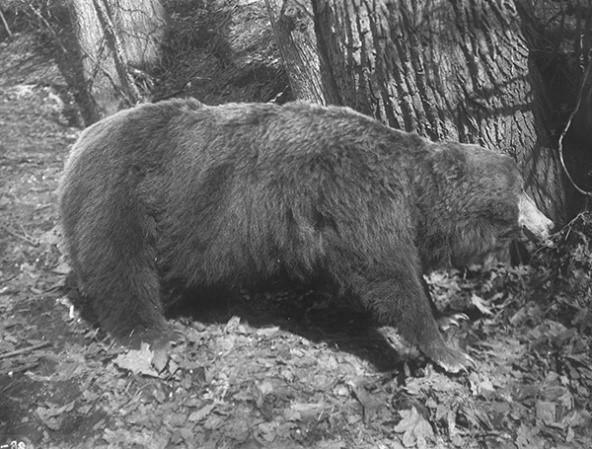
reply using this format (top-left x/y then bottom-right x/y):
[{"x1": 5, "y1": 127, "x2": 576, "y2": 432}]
[{"x1": 517, "y1": 192, "x2": 554, "y2": 244}]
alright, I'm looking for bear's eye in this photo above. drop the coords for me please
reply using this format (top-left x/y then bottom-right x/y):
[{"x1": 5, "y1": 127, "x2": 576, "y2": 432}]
[{"x1": 483, "y1": 201, "x2": 518, "y2": 224}]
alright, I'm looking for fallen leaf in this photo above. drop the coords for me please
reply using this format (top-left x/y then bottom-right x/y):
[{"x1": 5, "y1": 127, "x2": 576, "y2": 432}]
[
  {"x1": 468, "y1": 372, "x2": 495, "y2": 396},
  {"x1": 515, "y1": 422, "x2": 544, "y2": 449},
  {"x1": 535, "y1": 400, "x2": 557, "y2": 426},
  {"x1": 36, "y1": 400, "x2": 75, "y2": 430},
  {"x1": 204, "y1": 413, "x2": 224, "y2": 430},
  {"x1": 188, "y1": 401, "x2": 216, "y2": 422},
  {"x1": 257, "y1": 379, "x2": 274, "y2": 395},
  {"x1": 217, "y1": 334, "x2": 236, "y2": 353},
  {"x1": 113, "y1": 343, "x2": 159, "y2": 377},
  {"x1": 165, "y1": 411, "x2": 188, "y2": 427},
  {"x1": 394, "y1": 407, "x2": 434, "y2": 449},
  {"x1": 151, "y1": 345, "x2": 169, "y2": 373},
  {"x1": 52, "y1": 261, "x2": 71, "y2": 274},
  {"x1": 470, "y1": 294, "x2": 494, "y2": 316},
  {"x1": 256, "y1": 326, "x2": 280, "y2": 337},
  {"x1": 290, "y1": 402, "x2": 325, "y2": 420},
  {"x1": 103, "y1": 428, "x2": 169, "y2": 449},
  {"x1": 224, "y1": 315, "x2": 241, "y2": 333},
  {"x1": 352, "y1": 384, "x2": 383, "y2": 423},
  {"x1": 317, "y1": 440, "x2": 348, "y2": 449},
  {"x1": 257, "y1": 421, "x2": 278, "y2": 442}
]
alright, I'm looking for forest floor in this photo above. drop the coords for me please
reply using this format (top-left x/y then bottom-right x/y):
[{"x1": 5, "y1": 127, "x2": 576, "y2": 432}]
[{"x1": 1, "y1": 2, "x2": 592, "y2": 449}]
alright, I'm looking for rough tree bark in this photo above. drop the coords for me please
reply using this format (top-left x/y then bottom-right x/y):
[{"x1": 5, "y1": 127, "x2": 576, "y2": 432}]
[
  {"x1": 265, "y1": 0, "x2": 329, "y2": 103},
  {"x1": 109, "y1": 0, "x2": 166, "y2": 68},
  {"x1": 68, "y1": 0, "x2": 166, "y2": 124},
  {"x1": 519, "y1": 0, "x2": 592, "y2": 213},
  {"x1": 309, "y1": 0, "x2": 566, "y2": 221}
]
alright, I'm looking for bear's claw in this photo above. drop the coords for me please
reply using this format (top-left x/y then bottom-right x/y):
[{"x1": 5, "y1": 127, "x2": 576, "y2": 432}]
[{"x1": 429, "y1": 345, "x2": 475, "y2": 373}]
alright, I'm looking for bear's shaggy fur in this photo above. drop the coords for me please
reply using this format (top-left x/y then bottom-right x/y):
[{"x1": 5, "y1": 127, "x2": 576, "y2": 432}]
[{"x1": 59, "y1": 99, "x2": 551, "y2": 372}]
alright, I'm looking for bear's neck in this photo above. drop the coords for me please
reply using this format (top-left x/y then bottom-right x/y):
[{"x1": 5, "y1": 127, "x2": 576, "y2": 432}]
[{"x1": 409, "y1": 158, "x2": 456, "y2": 272}]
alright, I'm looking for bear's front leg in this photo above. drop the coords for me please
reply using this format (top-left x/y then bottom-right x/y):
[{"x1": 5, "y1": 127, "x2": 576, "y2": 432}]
[{"x1": 355, "y1": 266, "x2": 473, "y2": 373}]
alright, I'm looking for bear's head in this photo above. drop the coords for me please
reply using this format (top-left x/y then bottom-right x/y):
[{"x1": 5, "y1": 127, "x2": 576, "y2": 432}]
[{"x1": 416, "y1": 143, "x2": 553, "y2": 271}]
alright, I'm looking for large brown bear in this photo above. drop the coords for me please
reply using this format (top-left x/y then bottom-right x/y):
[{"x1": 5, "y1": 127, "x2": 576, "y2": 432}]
[{"x1": 59, "y1": 99, "x2": 553, "y2": 372}]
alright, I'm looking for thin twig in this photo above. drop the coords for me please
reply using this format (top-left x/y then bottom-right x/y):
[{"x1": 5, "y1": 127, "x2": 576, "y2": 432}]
[
  {"x1": 0, "y1": 273, "x2": 18, "y2": 286},
  {"x1": 1, "y1": 363, "x2": 40, "y2": 377},
  {"x1": 92, "y1": 0, "x2": 141, "y2": 102},
  {"x1": 26, "y1": 4, "x2": 67, "y2": 54},
  {"x1": 84, "y1": 44, "x2": 133, "y2": 105},
  {"x1": 558, "y1": 54, "x2": 592, "y2": 196},
  {"x1": 0, "y1": 8, "x2": 12, "y2": 37},
  {"x1": 0, "y1": 223, "x2": 39, "y2": 247},
  {"x1": 0, "y1": 342, "x2": 52, "y2": 360}
]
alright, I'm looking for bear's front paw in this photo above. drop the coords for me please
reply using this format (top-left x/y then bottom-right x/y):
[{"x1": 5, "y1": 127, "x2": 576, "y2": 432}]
[
  {"x1": 120, "y1": 323, "x2": 176, "y2": 349},
  {"x1": 427, "y1": 344, "x2": 474, "y2": 373}
]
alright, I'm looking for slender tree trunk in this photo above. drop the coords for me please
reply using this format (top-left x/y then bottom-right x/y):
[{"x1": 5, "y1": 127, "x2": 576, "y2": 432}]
[
  {"x1": 265, "y1": 0, "x2": 330, "y2": 103},
  {"x1": 68, "y1": 0, "x2": 165, "y2": 125},
  {"x1": 311, "y1": 0, "x2": 566, "y2": 221},
  {"x1": 109, "y1": 0, "x2": 166, "y2": 68},
  {"x1": 92, "y1": 0, "x2": 141, "y2": 102},
  {"x1": 69, "y1": 0, "x2": 119, "y2": 122}
]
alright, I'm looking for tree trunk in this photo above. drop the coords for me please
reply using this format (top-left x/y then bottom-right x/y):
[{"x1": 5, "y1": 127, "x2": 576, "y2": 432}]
[
  {"x1": 109, "y1": 0, "x2": 166, "y2": 68},
  {"x1": 310, "y1": 0, "x2": 566, "y2": 221},
  {"x1": 68, "y1": 0, "x2": 165, "y2": 125},
  {"x1": 69, "y1": 0, "x2": 119, "y2": 123},
  {"x1": 518, "y1": 0, "x2": 592, "y2": 214},
  {"x1": 265, "y1": 0, "x2": 330, "y2": 103}
]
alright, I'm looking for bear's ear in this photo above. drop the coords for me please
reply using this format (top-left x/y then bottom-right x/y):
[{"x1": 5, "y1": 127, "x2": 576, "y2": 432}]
[{"x1": 429, "y1": 145, "x2": 466, "y2": 180}]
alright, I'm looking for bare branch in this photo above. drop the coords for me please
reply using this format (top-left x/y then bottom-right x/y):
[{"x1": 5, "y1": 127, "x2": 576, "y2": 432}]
[
  {"x1": 558, "y1": 57, "x2": 592, "y2": 197},
  {"x1": 0, "y1": 342, "x2": 52, "y2": 360},
  {"x1": 0, "y1": 7, "x2": 12, "y2": 37},
  {"x1": 92, "y1": 0, "x2": 141, "y2": 103}
]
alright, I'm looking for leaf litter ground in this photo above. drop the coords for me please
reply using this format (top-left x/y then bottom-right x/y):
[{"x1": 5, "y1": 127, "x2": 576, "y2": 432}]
[{"x1": 1, "y1": 33, "x2": 592, "y2": 449}]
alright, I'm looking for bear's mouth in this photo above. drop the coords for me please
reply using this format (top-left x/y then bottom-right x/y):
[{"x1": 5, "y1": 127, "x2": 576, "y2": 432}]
[
  {"x1": 497, "y1": 224, "x2": 520, "y2": 240},
  {"x1": 520, "y1": 225, "x2": 553, "y2": 247}
]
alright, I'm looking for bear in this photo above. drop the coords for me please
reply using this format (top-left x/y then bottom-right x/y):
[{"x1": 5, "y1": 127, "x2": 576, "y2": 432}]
[{"x1": 58, "y1": 98, "x2": 553, "y2": 373}]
